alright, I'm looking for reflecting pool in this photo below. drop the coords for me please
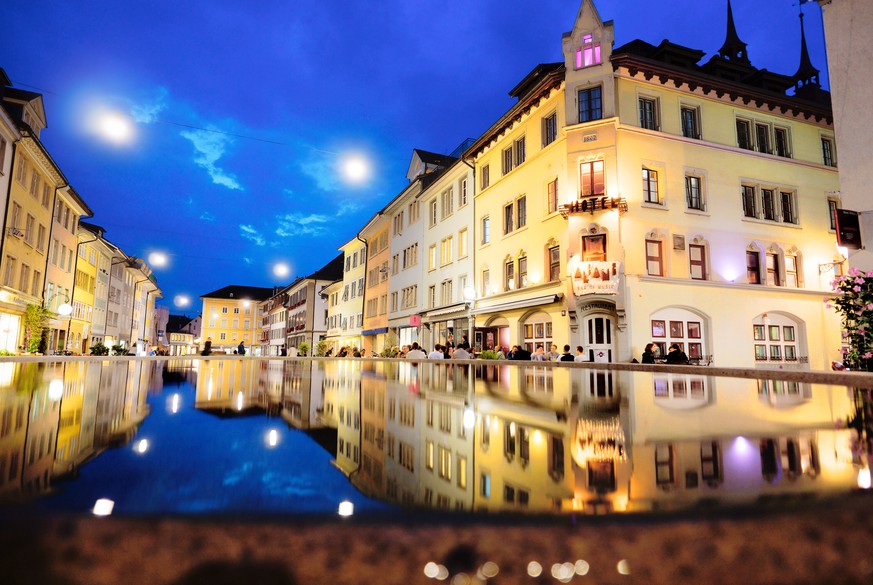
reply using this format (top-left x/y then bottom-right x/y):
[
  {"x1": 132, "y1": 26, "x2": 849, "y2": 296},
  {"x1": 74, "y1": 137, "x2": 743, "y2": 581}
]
[{"x1": 0, "y1": 358, "x2": 867, "y2": 517}]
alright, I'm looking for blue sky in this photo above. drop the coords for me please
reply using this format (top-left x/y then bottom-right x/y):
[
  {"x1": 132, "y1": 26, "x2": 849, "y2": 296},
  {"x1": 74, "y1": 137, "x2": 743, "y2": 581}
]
[{"x1": 0, "y1": 0, "x2": 828, "y2": 312}]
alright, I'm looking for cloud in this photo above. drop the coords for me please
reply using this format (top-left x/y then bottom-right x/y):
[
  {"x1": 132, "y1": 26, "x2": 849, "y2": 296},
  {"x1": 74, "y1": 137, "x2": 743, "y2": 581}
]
[
  {"x1": 275, "y1": 213, "x2": 330, "y2": 237},
  {"x1": 200, "y1": 211, "x2": 215, "y2": 221},
  {"x1": 336, "y1": 200, "x2": 361, "y2": 216},
  {"x1": 298, "y1": 155, "x2": 341, "y2": 192},
  {"x1": 239, "y1": 225, "x2": 266, "y2": 246},
  {"x1": 180, "y1": 127, "x2": 243, "y2": 190},
  {"x1": 242, "y1": 257, "x2": 253, "y2": 265},
  {"x1": 130, "y1": 87, "x2": 169, "y2": 123}
]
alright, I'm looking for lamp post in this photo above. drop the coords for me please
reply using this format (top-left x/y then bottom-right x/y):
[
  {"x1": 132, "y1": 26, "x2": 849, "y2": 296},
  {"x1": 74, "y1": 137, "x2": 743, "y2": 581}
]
[{"x1": 43, "y1": 291, "x2": 73, "y2": 354}]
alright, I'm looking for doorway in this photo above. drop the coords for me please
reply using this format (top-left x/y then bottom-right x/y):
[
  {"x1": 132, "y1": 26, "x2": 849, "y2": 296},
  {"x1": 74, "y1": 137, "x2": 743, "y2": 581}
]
[{"x1": 583, "y1": 315, "x2": 614, "y2": 362}]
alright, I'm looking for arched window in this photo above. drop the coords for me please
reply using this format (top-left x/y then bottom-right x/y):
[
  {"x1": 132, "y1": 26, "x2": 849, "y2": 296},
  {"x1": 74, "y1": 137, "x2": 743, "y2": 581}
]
[{"x1": 521, "y1": 310, "x2": 552, "y2": 354}]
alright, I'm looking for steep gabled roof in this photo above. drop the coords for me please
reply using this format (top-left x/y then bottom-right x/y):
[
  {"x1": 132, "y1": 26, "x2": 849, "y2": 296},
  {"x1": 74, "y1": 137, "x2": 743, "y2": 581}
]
[{"x1": 306, "y1": 253, "x2": 344, "y2": 281}]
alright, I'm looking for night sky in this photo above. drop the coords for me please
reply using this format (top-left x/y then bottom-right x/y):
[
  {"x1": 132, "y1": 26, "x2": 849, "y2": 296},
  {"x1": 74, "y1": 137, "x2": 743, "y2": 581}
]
[{"x1": 0, "y1": 0, "x2": 827, "y2": 312}]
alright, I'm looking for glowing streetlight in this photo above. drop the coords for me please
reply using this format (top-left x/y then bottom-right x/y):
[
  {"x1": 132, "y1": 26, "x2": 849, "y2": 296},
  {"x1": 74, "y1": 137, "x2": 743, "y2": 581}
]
[
  {"x1": 148, "y1": 252, "x2": 168, "y2": 268},
  {"x1": 273, "y1": 262, "x2": 290, "y2": 279},
  {"x1": 339, "y1": 153, "x2": 371, "y2": 185},
  {"x1": 95, "y1": 111, "x2": 134, "y2": 145},
  {"x1": 173, "y1": 294, "x2": 190, "y2": 308}
]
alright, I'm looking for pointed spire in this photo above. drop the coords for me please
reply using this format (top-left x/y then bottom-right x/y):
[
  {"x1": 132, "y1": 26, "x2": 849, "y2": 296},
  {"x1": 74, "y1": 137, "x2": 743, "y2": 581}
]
[
  {"x1": 716, "y1": 0, "x2": 750, "y2": 63},
  {"x1": 793, "y1": 12, "x2": 820, "y2": 89}
]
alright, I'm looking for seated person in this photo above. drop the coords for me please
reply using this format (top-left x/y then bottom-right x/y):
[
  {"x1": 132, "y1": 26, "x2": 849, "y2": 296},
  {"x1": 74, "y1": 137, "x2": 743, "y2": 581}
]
[{"x1": 665, "y1": 343, "x2": 689, "y2": 364}]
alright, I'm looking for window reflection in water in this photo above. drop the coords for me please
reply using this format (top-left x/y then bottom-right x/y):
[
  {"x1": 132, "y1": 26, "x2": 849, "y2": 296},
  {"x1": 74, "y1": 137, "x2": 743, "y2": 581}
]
[{"x1": 0, "y1": 359, "x2": 864, "y2": 514}]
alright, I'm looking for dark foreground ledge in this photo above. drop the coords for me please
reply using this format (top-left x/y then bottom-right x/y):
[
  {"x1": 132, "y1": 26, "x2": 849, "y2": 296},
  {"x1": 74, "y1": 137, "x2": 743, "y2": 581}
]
[{"x1": 2, "y1": 493, "x2": 873, "y2": 585}]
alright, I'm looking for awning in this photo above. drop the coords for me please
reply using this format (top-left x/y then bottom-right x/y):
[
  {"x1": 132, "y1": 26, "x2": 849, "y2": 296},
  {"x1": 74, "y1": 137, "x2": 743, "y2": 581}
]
[
  {"x1": 472, "y1": 293, "x2": 563, "y2": 315},
  {"x1": 426, "y1": 303, "x2": 469, "y2": 318},
  {"x1": 361, "y1": 327, "x2": 388, "y2": 336}
]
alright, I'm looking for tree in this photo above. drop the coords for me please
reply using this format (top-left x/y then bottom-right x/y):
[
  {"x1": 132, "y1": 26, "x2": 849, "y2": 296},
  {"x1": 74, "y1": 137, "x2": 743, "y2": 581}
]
[
  {"x1": 828, "y1": 267, "x2": 873, "y2": 370},
  {"x1": 298, "y1": 341, "x2": 310, "y2": 356},
  {"x1": 22, "y1": 304, "x2": 50, "y2": 354}
]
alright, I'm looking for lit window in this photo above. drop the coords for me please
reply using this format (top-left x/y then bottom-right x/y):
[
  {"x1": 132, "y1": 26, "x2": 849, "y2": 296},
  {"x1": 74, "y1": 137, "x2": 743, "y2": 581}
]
[{"x1": 575, "y1": 34, "x2": 601, "y2": 68}]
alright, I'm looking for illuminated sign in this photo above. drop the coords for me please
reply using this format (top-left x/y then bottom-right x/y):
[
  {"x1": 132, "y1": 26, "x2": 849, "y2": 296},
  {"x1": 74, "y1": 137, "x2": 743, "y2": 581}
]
[
  {"x1": 560, "y1": 197, "x2": 628, "y2": 216},
  {"x1": 568, "y1": 259, "x2": 621, "y2": 296},
  {"x1": 835, "y1": 208, "x2": 862, "y2": 250}
]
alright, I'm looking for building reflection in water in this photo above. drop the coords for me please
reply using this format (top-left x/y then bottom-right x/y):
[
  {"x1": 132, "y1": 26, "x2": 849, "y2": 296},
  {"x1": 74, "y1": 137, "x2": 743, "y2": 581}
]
[
  {"x1": 0, "y1": 358, "x2": 863, "y2": 514},
  {"x1": 0, "y1": 360, "x2": 153, "y2": 502}
]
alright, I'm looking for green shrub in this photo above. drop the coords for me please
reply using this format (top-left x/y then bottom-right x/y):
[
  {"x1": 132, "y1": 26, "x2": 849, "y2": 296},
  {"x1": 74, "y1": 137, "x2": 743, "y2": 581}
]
[
  {"x1": 477, "y1": 350, "x2": 501, "y2": 360},
  {"x1": 297, "y1": 342, "x2": 310, "y2": 356},
  {"x1": 90, "y1": 342, "x2": 110, "y2": 356}
]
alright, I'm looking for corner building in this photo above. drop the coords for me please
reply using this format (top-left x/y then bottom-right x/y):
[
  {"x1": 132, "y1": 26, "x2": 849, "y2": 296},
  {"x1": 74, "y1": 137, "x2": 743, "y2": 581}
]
[{"x1": 468, "y1": 0, "x2": 841, "y2": 369}]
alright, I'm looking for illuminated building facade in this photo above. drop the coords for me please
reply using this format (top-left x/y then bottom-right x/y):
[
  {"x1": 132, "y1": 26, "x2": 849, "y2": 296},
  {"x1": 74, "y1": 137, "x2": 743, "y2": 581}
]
[{"x1": 199, "y1": 285, "x2": 273, "y2": 354}]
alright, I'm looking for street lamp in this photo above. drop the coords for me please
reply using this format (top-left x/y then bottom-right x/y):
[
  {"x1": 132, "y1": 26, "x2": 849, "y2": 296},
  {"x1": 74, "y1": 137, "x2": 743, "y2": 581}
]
[{"x1": 44, "y1": 291, "x2": 73, "y2": 316}]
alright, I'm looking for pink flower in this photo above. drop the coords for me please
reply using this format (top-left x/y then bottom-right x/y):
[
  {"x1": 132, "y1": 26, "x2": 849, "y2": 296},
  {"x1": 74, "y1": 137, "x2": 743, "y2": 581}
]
[
  {"x1": 867, "y1": 303, "x2": 873, "y2": 310},
  {"x1": 862, "y1": 352, "x2": 873, "y2": 359},
  {"x1": 856, "y1": 277, "x2": 867, "y2": 285},
  {"x1": 867, "y1": 271, "x2": 873, "y2": 278},
  {"x1": 849, "y1": 267, "x2": 862, "y2": 276},
  {"x1": 854, "y1": 286, "x2": 862, "y2": 292}
]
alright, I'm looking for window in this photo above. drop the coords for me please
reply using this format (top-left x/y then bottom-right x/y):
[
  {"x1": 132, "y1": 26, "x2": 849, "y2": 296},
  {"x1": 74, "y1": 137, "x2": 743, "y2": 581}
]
[
  {"x1": 762, "y1": 188, "x2": 776, "y2": 221},
  {"x1": 639, "y1": 97, "x2": 659, "y2": 130},
  {"x1": 742, "y1": 185, "x2": 757, "y2": 218},
  {"x1": 549, "y1": 246, "x2": 560, "y2": 282},
  {"x1": 747, "y1": 250, "x2": 761, "y2": 284},
  {"x1": 543, "y1": 112, "x2": 558, "y2": 147},
  {"x1": 689, "y1": 244, "x2": 707, "y2": 280},
  {"x1": 24, "y1": 215, "x2": 35, "y2": 246},
  {"x1": 18, "y1": 264, "x2": 30, "y2": 293},
  {"x1": 680, "y1": 106, "x2": 700, "y2": 139},
  {"x1": 766, "y1": 253, "x2": 780, "y2": 286},
  {"x1": 441, "y1": 187, "x2": 453, "y2": 219},
  {"x1": 828, "y1": 198, "x2": 839, "y2": 231},
  {"x1": 429, "y1": 198, "x2": 438, "y2": 227},
  {"x1": 440, "y1": 236, "x2": 453, "y2": 265},
  {"x1": 440, "y1": 280, "x2": 453, "y2": 305},
  {"x1": 518, "y1": 255, "x2": 528, "y2": 287},
  {"x1": 576, "y1": 34, "x2": 601, "y2": 68},
  {"x1": 517, "y1": 196, "x2": 526, "y2": 228},
  {"x1": 0, "y1": 138, "x2": 5, "y2": 174},
  {"x1": 503, "y1": 204, "x2": 513, "y2": 234},
  {"x1": 785, "y1": 254, "x2": 799, "y2": 287},
  {"x1": 645, "y1": 239, "x2": 663, "y2": 276},
  {"x1": 428, "y1": 285, "x2": 436, "y2": 309},
  {"x1": 481, "y1": 269, "x2": 490, "y2": 296},
  {"x1": 780, "y1": 191, "x2": 795, "y2": 224},
  {"x1": 481, "y1": 216, "x2": 490, "y2": 245},
  {"x1": 547, "y1": 179, "x2": 558, "y2": 214},
  {"x1": 642, "y1": 168, "x2": 659, "y2": 204},
  {"x1": 774, "y1": 127, "x2": 791, "y2": 158},
  {"x1": 408, "y1": 201, "x2": 420, "y2": 223},
  {"x1": 514, "y1": 137, "x2": 526, "y2": 167},
  {"x1": 582, "y1": 234, "x2": 606, "y2": 262},
  {"x1": 502, "y1": 147, "x2": 513, "y2": 175},
  {"x1": 481, "y1": 164, "x2": 490, "y2": 189},
  {"x1": 821, "y1": 137, "x2": 836, "y2": 167},
  {"x1": 578, "y1": 86, "x2": 602, "y2": 123},
  {"x1": 458, "y1": 228, "x2": 468, "y2": 258},
  {"x1": 736, "y1": 119, "x2": 753, "y2": 150},
  {"x1": 2, "y1": 256, "x2": 15, "y2": 287},
  {"x1": 685, "y1": 176, "x2": 703, "y2": 210},
  {"x1": 459, "y1": 178, "x2": 468, "y2": 207},
  {"x1": 755, "y1": 123, "x2": 771, "y2": 154},
  {"x1": 580, "y1": 160, "x2": 604, "y2": 197},
  {"x1": 429, "y1": 245, "x2": 437, "y2": 271},
  {"x1": 504, "y1": 259, "x2": 515, "y2": 290},
  {"x1": 392, "y1": 211, "x2": 403, "y2": 235}
]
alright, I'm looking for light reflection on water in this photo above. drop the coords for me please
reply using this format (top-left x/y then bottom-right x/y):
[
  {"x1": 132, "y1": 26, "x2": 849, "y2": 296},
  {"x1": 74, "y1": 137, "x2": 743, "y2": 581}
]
[{"x1": 0, "y1": 358, "x2": 864, "y2": 516}]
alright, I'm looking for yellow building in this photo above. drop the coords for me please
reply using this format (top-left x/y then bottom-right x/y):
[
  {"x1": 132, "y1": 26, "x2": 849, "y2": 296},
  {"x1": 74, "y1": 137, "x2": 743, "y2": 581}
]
[
  {"x1": 199, "y1": 285, "x2": 274, "y2": 354},
  {"x1": 332, "y1": 237, "x2": 367, "y2": 353},
  {"x1": 0, "y1": 87, "x2": 66, "y2": 352},
  {"x1": 65, "y1": 202, "x2": 100, "y2": 354},
  {"x1": 556, "y1": 0, "x2": 841, "y2": 368},
  {"x1": 466, "y1": 0, "x2": 841, "y2": 368},
  {"x1": 360, "y1": 219, "x2": 390, "y2": 355},
  {"x1": 466, "y1": 62, "x2": 570, "y2": 354}
]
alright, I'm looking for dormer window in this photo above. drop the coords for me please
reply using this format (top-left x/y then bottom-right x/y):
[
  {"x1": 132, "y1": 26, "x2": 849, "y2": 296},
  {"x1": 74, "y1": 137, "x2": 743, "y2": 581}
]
[{"x1": 576, "y1": 34, "x2": 601, "y2": 69}]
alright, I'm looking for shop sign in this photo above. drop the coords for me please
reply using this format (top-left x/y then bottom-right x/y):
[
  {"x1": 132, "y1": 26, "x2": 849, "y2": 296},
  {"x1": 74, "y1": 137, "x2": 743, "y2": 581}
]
[{"x1": 570, "y1": 261, "x2": 621, "y2": 296}]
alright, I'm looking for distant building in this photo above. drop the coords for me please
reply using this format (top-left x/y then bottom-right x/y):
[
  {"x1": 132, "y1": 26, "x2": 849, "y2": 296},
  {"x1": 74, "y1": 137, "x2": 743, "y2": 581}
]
[
  {"x1": 199, "y1": 285, "x2": 274, "y2": 354},
  {"x1": 166, "y1": 313, "x2": 197, "y2": 355}
]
